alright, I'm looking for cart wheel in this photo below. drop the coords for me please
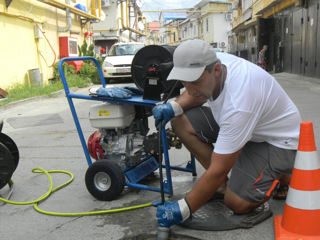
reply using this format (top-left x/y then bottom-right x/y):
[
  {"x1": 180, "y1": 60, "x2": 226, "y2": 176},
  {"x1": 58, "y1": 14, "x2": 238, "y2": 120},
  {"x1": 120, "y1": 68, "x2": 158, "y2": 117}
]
[
  {"x1": 0, "y1": 133, "x2": 19, "y2": 171},
  {"x1": 0, "y1": 142, "x2": 15, "y2": 189},
  {"x1": 85, "y1": 160, "x2": 125, "y2": 201}
]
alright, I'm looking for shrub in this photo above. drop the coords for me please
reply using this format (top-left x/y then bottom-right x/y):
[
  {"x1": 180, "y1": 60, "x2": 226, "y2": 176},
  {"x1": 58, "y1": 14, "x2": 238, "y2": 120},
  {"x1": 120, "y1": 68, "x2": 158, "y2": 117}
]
[
  {"x1": 52, "y1": 62, "x2": 76, "y2": 82},
  {"x1": 79, "y1": 62, "x2": 101, "y2": 84}
]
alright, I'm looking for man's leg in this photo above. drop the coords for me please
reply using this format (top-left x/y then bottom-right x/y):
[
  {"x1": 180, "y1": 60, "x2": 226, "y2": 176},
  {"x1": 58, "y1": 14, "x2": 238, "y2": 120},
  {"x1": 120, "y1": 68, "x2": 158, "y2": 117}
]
[
  {"x1": 171, "y1": 106, "x2": 219, "y2": 170},
  {"x1": 224, "y1": 187, "x2": 268, "y2": 214},
  {"x1": 273, "y1": 174, "x2": 290, "y2": 199},
  {"x1": 171, "y1": 114, "x2": 213, "y2": 169},
  {"x1": 171, "y1": 106, "x2": 228, "y2": 192},
  {"x1": 225, "y1": 142, "x2": 296, "y2": 213},
  {"x1": 224, "y1": 175, "x2": 291, "y2": 213}
]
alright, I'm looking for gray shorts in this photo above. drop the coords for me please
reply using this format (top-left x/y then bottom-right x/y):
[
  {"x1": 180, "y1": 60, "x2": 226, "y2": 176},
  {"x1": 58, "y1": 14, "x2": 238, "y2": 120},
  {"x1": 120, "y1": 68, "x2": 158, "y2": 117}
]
[{"x1": 184, "y1": 106, "x2": 296, "y2": 202}]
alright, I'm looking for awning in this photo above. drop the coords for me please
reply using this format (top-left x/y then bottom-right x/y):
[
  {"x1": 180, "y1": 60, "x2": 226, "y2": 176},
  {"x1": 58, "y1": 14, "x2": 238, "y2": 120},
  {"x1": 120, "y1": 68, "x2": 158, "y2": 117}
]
[{"x1": 231, "y1": 16, "x2": 258, "y2": 33}]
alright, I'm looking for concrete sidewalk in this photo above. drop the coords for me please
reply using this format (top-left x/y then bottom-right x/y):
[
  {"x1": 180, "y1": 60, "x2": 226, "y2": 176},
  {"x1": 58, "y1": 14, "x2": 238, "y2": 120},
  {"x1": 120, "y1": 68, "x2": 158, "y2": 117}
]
[{"x1": 0, "y1": 73, "x2": 320, "y2": 240}]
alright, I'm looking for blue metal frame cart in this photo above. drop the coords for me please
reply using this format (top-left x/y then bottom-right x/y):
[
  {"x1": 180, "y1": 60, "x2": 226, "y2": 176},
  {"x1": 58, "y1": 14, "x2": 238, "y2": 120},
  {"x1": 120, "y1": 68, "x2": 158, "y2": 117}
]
[{"x1": 58, "y1": 56, "x2": 197, "y2": 196}]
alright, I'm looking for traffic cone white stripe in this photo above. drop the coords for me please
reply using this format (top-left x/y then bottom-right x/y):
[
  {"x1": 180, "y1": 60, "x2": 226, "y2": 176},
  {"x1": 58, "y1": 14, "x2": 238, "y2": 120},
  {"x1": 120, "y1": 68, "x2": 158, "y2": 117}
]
[
  {"x1": 286, "y1": 188, "x2": 320, "y2": 210},
  {"x1": 294, "y1": 151, "x2": 320, "y2": 170}
]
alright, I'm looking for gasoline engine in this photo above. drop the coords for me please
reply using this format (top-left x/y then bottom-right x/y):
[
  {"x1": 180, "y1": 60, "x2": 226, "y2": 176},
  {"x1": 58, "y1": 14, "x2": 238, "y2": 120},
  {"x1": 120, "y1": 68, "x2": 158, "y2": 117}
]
[
  {"x1": 87, "y1": 103, "x2": 181, "y2": 168},
  {"x1": 85, "y1": 45, "x2": 184, "y2": 201}
]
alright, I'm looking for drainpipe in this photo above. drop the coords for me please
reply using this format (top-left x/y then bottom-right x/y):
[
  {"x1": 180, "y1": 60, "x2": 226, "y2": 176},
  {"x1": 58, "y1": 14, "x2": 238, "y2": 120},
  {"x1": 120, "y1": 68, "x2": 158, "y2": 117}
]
[
  {"x1": 120, "y1": 0, "x2": 146, "y2": 36},
  {"x1": 58, "y1": 0, "x2": 71, "y2": 32},
  {"x1": 142, "y1": 16, "x2": 148, "y2": 33}
]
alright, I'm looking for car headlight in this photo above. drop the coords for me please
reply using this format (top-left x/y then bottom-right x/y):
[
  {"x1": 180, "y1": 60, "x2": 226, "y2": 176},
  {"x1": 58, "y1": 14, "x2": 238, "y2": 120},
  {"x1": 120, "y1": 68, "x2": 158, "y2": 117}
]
[{"x1": 103, "y1": 62, "x2": 113, "y2": 67}]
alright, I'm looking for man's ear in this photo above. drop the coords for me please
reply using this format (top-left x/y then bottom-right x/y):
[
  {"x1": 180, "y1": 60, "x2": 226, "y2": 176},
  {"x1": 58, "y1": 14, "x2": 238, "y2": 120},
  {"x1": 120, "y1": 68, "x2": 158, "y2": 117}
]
[{"x1": 213, "y1": 62, "x2": 221, "y2": 78}]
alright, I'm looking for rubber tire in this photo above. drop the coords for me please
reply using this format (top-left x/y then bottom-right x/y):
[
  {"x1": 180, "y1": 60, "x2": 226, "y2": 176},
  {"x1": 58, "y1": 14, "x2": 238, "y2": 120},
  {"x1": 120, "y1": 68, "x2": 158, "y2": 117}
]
[
  {"x1": 0, "y1": 142, "x2": 15, "y2": 189},
  {"x1": 85, "y1": 160, "x2": 125, "y2": 201},
  {"x1": 0, "y1": 133, "x2": 19, "y2": 171},
  {"x1": 104, "y1": 77, "x2": 110, "y2": 85}
]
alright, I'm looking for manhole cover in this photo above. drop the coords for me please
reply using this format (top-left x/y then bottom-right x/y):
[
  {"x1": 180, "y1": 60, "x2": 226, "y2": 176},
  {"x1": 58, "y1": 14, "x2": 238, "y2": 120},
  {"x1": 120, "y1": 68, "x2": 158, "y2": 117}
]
[{"x1": 122, "y1": 233, "x2": 201, "y2": 240}]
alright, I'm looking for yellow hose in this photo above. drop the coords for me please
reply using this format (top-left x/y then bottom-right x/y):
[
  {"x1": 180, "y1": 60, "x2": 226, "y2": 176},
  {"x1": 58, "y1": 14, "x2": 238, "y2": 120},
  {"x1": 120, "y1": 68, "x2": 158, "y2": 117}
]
[{"x1": 0, "y1": 168, "x2": 152, "y2": 216}]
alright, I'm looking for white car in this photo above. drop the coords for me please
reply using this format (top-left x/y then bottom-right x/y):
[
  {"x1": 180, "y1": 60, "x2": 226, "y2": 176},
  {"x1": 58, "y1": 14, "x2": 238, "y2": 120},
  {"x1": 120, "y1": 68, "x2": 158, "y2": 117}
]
[{"x1": 102, "y1": 42, "x2": 145, "y2": 82}]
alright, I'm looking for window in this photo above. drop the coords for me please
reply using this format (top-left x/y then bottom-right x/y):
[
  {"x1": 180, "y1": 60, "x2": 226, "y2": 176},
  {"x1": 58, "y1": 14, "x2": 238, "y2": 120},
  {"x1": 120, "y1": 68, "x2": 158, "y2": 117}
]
[
  {"x1": 109, "y1": 43, "x2": 144, "y2": 56},
  {"x1": 68, "y1": 39, "x2": 78, "y2": 56},
  {"x1": 206, "y1": 18, "x2": 209, "y2": 32}
]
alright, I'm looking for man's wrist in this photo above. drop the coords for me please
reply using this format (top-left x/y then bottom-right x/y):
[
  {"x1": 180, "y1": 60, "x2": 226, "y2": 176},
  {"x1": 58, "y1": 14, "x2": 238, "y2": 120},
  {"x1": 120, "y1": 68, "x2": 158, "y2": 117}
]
[{"x1": 169, "y1": 101, "x2": 183, "y2": 117}]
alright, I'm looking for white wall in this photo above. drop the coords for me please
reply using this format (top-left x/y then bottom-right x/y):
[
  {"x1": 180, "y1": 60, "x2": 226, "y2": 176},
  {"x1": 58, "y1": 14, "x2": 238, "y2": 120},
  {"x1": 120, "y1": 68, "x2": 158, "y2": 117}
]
[
  {"x1": 213, "y1": 13, "x2": 231, "y2": 50},
  {"x1": 92, "y1": 0, "x2": 118, "y2": 31},
  {"x1": 92, "y1": 0, "x2": 131, "y2": 42}
]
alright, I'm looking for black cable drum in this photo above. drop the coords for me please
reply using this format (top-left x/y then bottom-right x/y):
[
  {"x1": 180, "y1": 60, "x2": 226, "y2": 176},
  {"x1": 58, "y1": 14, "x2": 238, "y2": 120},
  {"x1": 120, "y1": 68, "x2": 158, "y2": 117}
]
[{"x1": 131, "y1": 45, "x2": 183, "y2": 100}]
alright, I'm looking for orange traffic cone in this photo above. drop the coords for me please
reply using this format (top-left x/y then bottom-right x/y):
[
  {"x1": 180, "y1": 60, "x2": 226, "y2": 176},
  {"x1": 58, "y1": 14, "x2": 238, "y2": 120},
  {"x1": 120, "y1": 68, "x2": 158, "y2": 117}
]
[{"x1": 274, "y1": 121, "x2": 320, "y2": 239}]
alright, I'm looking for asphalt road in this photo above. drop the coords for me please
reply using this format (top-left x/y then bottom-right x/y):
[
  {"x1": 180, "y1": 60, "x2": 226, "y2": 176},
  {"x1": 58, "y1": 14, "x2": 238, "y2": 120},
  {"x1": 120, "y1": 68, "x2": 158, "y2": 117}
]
[{"x1": 1, "y1": 73, "x2": 320, "y2": 240}]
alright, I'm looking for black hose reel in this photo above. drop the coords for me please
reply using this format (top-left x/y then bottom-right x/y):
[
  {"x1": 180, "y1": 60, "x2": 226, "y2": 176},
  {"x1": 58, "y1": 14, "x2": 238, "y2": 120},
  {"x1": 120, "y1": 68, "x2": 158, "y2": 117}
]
[
  {"x1": 131, "y1": 45, "x2": 183, "y2": 101},
  {"x1": 0, "y1": 120, "x2": 19, "y2": 190}
]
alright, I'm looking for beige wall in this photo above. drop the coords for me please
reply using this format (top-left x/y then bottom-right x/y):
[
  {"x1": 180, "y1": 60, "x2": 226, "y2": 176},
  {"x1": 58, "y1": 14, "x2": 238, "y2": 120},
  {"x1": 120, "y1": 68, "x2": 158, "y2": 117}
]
[
  {"x1": 0, "y1": 0, "x2": 91, "y2": 89},
  {"x1": 200, "y1": 2, "x2": 229, "y2": 44}
]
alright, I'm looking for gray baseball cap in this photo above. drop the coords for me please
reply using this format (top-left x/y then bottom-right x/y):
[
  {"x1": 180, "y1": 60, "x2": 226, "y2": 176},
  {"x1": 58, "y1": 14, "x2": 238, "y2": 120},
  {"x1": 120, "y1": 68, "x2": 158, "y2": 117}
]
[{"x1": 167, "y1": 39, "x2": 218, "y2": 82}]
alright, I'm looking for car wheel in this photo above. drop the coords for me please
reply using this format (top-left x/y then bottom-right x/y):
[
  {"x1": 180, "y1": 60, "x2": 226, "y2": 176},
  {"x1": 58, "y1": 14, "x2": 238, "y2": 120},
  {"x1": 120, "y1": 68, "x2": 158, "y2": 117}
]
[{"x1": 104, "y1": 78, "x2": 110, "y2": 84}]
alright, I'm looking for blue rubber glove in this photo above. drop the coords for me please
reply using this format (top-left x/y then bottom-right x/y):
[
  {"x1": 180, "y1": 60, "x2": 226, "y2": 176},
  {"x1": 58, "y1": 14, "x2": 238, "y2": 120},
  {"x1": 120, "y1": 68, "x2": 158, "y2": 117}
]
[
  {"x1": 96, "y1": 87, "x2": 132, "y2": 98},
  {"x1": 157, "y1": 199, "x2": 191, "y2": 228},
  {"x1": 123, "y1": 86, "x2": 143, "y2": 95},
  {"x1": 152, "y1": 103, "x2": 175, "y2": 128}
]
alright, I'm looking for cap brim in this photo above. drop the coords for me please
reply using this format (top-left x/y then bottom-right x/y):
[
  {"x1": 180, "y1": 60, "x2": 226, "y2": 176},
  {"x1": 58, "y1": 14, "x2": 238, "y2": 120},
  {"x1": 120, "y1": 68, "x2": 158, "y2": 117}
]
[{"x1": 167, "y1": 66, "x2": 205, "y2": 82}]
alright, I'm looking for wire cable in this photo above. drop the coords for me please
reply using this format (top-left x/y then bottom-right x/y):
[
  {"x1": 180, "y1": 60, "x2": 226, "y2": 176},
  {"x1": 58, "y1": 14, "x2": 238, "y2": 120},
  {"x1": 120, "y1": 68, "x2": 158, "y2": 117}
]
[
  {"x1": 36, "y1": 24, "x2": 57, "y2": 67},
  {"x1": 0, "y1": 168, "x2": 152, "y2": 217}
]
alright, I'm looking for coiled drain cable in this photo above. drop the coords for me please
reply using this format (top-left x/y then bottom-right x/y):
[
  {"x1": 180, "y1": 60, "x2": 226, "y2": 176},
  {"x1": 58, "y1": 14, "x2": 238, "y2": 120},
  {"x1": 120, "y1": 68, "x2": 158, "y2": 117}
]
[{"x1": 0, "y1": 168, "x2": 152, "y2": 216}]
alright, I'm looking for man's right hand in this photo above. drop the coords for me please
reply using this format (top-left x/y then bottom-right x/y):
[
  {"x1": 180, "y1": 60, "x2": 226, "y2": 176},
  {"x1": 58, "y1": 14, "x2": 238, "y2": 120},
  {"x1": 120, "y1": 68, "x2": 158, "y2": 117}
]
[
  {"x1": 152, "y1": 103, "x2": 175, "y2": 128},
  {"x1": 157, "y1": 199, "x2": 191, "y2": 228}
]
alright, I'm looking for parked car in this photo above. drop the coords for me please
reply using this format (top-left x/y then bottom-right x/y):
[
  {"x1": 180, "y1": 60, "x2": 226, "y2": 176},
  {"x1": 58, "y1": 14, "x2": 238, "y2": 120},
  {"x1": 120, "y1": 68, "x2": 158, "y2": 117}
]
[
  {"x1": 213, "y1": 48, "x2": 225, "y2": 52},
  {"x1": 102, "y1": 42, "x2": 145, "y2": 82}
]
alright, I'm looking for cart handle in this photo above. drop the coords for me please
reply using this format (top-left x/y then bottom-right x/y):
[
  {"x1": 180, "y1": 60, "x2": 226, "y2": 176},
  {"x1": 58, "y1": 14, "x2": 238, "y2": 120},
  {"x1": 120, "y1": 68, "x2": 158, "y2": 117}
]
[{"x1": 58, "y1": 57, "x2": 106, "y2": 95}]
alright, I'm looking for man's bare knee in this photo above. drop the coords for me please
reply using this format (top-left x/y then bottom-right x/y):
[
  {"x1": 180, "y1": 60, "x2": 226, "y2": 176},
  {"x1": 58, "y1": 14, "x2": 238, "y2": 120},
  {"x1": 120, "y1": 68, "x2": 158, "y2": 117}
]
[{"x1": 224, "y1": 187, "x2": 263, "y2": 214}]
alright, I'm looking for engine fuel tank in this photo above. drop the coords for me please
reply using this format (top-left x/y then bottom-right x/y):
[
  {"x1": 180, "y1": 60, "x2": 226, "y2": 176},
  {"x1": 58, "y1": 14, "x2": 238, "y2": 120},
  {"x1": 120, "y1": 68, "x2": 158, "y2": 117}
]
[{"x1": 89, "y1": 102, "x2": 135, "y2": 129}]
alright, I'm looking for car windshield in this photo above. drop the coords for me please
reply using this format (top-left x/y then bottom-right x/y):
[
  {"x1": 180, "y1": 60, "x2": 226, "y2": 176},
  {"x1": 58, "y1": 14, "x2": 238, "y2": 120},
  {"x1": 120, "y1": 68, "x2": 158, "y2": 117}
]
[{"x1": 109, "y1": 44, "x2": 144, "y2": 56}]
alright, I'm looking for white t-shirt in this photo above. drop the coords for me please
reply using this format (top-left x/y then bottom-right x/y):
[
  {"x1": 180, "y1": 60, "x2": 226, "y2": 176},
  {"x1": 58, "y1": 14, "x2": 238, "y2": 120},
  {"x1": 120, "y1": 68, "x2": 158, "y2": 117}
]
[{"x1": 208, "y1": 53, "x2": 301, "y2": 154}]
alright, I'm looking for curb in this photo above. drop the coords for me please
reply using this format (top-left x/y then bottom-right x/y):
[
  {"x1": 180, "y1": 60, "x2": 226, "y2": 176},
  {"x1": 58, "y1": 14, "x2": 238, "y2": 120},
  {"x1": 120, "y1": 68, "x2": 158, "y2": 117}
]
[{"x1": 0, "y1": 88, "x2": 79, "y2": 111}]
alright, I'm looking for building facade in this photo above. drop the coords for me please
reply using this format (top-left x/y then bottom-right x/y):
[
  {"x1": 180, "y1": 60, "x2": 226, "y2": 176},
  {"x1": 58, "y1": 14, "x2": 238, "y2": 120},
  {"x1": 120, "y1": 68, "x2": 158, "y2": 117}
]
[
  {"x1": 231, "y1": 0, "x2": 320, "y2": 78},
  {"x1": 158, "y1": 12, "x2": 187, "y2": 45},
  {"x1": 157, "y1": 1, "x2": 232, "y2": 48},
  {"x1": 91, "y1": 0, "x2": 146, "y2": 52},
  {"x1": 195, "y1": 0, "x2": 232, "y2": 51},
  {"x1": 179, "y1": 16, "x2": 199, "y2": 42},
  {"x1": 146, "y1": 21, "x2": 160, "y2": 45},
  {"x1": 1, "y1": 0, "x2": 99, "y2": 89}
]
